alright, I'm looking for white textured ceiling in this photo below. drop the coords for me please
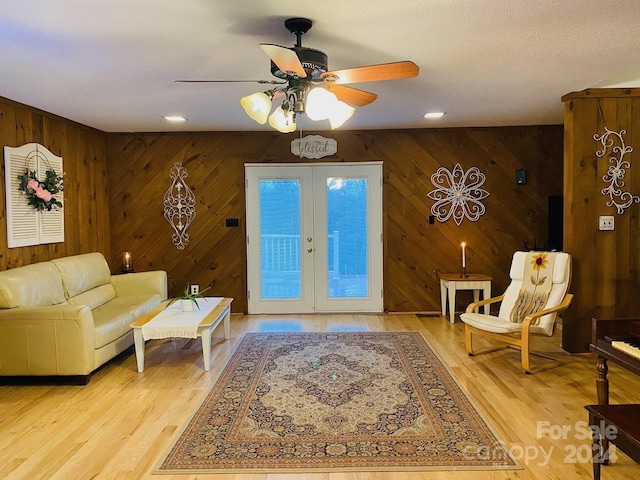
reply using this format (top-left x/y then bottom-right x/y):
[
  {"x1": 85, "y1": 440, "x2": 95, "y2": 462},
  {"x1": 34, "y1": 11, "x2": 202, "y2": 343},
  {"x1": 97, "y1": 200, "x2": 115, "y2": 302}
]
[{"x1": 1, "y1": 0, "x2": 639, "y2": 133}]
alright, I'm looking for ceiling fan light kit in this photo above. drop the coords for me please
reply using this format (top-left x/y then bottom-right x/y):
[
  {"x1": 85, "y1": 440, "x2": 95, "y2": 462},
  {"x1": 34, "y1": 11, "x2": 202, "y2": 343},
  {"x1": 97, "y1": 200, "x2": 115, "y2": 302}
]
[
  {"x1": 304, "y1": 87, "x2": 355, "y2": 127},
  {"x1": 268, "y1": 105, "x2": 296, "y2": 133},
  {"x1": 305, "y1": 86, "x2": 335, "y2": 121},
  {"x1": 180, "y1": 17, "x2": 419, "y2": 133},
  {"x1": 240, "y1": 91, "x2": 274, "y2": 124},
  {"x1": 328, "y1": 100, "x2": 355, "y2": 129}
]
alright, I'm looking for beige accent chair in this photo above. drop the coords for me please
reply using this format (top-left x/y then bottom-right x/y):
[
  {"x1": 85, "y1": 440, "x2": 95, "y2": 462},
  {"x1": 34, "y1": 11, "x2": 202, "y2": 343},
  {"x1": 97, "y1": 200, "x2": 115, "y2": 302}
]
[
  {"x1": 460, "y1": 251, "x2": 573, "y2": 374},
  {"x1": 0, "y1": 252, "x2": 167, "y2": 383}
]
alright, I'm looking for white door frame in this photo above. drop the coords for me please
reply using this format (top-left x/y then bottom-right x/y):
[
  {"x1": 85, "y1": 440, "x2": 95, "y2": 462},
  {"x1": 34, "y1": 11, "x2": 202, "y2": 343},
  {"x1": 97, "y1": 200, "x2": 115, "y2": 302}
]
[{"x1": 245, "y1": 162, "x2": 383, "y2": 314}]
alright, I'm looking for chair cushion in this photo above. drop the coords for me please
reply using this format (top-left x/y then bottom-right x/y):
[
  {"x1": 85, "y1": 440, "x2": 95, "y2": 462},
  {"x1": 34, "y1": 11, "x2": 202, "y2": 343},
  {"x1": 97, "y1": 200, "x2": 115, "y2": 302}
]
[
  {"x1": 0, "y1": 262, "x2": 66, "y2": 308},
  {"x1": 461, "y1": 312, "x2": 551, "y2": 335},
  {"x1": 497, "y1": 251, "x2": 571, "y2": 334},
  {"x1": 461, "y1": 251, "x2": 571, "y2": 337},
  {"x1": 51, "y1": 253, "x2": 111, "y2": 299},
  {"x1": 508, "y1": 251, "x2": 570, "y2": 284}
]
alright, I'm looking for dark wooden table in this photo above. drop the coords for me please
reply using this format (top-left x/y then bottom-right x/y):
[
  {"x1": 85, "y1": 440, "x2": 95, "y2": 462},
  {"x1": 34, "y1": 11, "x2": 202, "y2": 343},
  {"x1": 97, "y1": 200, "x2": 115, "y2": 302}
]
[{"x1": 585, "y1": 404, "x2": 640, "y2": 480}]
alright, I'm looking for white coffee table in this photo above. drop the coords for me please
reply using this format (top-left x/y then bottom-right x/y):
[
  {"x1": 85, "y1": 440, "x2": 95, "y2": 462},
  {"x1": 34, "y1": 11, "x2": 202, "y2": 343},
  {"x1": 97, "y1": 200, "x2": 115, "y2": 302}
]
[{"x1": 130, "y1": 297, "x2": 233, "y2": 372}]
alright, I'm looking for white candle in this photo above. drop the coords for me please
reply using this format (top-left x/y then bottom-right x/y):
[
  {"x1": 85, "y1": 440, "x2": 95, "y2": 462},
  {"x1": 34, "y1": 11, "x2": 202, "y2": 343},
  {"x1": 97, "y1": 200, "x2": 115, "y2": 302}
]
[
  {"x1": 461, "y1": 242, "x2": 466, "y2": 269},
  {"x1": 123, "y1": 251, "x2": 132, "y2": 270}
]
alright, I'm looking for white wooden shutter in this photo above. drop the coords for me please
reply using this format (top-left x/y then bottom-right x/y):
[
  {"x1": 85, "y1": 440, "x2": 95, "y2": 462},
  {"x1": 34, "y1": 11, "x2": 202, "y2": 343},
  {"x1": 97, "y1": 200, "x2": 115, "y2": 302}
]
[
  {"x1": 38, "y1": 150, "x2": 64, "y2": 244},
  {"x1": 4, "y1": 143, "x2": 65, "y2": 248}
]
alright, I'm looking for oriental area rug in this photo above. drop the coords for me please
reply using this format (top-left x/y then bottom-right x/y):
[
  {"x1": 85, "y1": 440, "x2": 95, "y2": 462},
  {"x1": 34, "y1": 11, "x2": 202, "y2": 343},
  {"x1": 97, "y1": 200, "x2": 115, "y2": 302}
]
[{"x1": 157, "y1": 332, "x2": 521, "y2": 473}]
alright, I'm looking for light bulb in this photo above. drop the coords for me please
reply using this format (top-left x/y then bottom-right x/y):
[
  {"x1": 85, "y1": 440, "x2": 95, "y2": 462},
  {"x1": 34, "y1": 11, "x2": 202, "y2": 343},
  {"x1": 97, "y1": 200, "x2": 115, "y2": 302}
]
[
  {"x1": 305, "y1": 87, "x2": 337, "y2": 121},
  {"x1": 268, "y1": 106, "x2": 296, "y2": 133},
  {"x1": 328, "y1": 100, "x2": 355, "y2": 129},
  {"x1": 240, "y1": 92, "x2": 272, "y2": 124}
]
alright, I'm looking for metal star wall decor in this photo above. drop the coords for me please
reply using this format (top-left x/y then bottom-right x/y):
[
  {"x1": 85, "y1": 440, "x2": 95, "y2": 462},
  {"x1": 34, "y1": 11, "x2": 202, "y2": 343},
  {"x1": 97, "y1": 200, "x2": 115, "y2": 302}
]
[
  {"x1": 595, "y1": 127, "x2": 640, "y2": 214},
  {"x1": 427, "y1": 163, "x2": 490, "y2": 225},
  {"x1": 163, "y1": 162, "x2": 196, "y2": 250}
]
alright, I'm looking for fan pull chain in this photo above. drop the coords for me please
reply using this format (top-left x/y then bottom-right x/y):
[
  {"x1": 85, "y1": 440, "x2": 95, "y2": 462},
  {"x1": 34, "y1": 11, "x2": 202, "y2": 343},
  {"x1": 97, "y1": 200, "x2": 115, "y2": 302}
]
[{"x1": 298, "y1": 117, "x2": 304, "y2": 158}]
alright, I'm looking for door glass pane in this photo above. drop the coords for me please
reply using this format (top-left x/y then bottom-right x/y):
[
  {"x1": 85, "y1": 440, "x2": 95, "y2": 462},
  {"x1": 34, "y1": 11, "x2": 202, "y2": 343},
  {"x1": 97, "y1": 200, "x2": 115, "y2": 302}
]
[
  {"x1": 326, "y1": 177, "x2": 368, "y2": 298},
  {"x1": 259, "y1": 179, "x2": 301, "y2": 299}
]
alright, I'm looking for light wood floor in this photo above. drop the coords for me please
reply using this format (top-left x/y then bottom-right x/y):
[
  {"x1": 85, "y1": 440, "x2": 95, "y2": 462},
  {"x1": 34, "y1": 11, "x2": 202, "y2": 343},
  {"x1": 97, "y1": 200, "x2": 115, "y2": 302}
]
[{"x1": 1, "y1": 313, "x2": 639, "y2": 480}]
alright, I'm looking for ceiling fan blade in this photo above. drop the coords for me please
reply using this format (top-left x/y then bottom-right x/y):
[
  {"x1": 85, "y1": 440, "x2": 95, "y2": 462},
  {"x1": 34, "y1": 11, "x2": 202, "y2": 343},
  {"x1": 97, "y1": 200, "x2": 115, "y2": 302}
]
[
  {"x1": 322, "y1": 61, "x2": 419, "y2": 84},
  {"x1": 325, "y1": 84, "x2": 378, "y2": 107},
  {"x1": 260, "y1": 44, "x2": 307, "y2": 78},
  {"x1": 175, "y1": 79, "x2": 285, "y2": 84}
]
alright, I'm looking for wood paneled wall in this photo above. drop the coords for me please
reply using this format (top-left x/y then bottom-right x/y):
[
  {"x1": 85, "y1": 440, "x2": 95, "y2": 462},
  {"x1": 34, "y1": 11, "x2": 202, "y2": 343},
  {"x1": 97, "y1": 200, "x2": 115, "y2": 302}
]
[
  {"x1": 106, "y1": 126, "x2": 563, "y2": 313},
  {"x1": 0, "y1": 97, "x2": 110, "y2": 269},
  {"x1": 562, "y1": 88, "x2": 640, "y2": 352}
]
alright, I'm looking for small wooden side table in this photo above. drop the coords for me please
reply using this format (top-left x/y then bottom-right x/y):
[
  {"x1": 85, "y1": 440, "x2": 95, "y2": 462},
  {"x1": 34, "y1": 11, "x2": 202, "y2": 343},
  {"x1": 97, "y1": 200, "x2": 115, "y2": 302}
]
[{"x1": 440, "y1": 273, "x2": 492, "y2": 324}]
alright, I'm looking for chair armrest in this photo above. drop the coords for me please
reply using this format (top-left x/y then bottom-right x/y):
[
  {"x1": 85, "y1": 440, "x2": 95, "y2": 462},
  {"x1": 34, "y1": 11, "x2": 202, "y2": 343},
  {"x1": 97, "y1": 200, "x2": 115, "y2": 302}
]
[
  {"x1": 111, "y1": 271, "x2": 167, "y2": 300},
  {"x1": 465, "y1": 294, "x2": 505, "y2": 313},
  {"x1": 522, "y1": 294, "x2": 574, "y2": 331}
]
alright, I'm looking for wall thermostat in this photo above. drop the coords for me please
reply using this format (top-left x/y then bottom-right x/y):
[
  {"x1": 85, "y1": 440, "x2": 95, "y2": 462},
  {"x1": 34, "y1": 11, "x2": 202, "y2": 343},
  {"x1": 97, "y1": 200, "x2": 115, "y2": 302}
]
[{"x1": 516, "y1": 168, "x2": 528, "y2": 185}]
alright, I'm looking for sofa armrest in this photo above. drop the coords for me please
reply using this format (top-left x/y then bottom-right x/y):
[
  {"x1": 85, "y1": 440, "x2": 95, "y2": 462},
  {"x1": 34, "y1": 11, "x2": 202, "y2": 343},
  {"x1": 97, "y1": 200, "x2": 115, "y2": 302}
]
[
  {"x1": 0, "y1": 304, "x2": 96, "y2": 375},
  {"x1": 110, "y1": 271, "x2": 167, "y2": 300}
]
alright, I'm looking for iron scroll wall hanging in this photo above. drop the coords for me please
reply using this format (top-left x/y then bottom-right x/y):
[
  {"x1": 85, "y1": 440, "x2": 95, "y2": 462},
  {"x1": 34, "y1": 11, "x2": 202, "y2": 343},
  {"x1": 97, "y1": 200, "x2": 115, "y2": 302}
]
[
  {"x1": 163, "y1": 162, "x2": 196, "y2": 250},
  {"x1": 594, "y1": 127, "x2": 640, "y2": 214},
  {"x1": 427, "y1": 163, "x2": 489, "y2": 225}
]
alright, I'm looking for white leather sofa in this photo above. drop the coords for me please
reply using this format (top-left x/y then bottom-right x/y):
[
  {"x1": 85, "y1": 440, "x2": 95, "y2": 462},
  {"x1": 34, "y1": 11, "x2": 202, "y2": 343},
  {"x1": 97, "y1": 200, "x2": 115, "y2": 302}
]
[{"x1": 0, "y1": 252, "x2": 167, "y2": 383}]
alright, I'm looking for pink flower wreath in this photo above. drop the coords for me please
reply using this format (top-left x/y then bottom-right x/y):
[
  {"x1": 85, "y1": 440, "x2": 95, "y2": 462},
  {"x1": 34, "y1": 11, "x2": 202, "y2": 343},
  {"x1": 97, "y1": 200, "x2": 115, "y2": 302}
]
[{"x1": 17, "y1": 169, "x2": 64, "y2": 211}]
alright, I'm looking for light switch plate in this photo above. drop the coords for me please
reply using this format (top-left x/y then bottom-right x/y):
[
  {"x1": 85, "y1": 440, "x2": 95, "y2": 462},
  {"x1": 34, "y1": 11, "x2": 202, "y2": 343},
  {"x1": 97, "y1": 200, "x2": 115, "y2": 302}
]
[{"x1": 598, "y1": 215, "x2": 614, "y2": 231}]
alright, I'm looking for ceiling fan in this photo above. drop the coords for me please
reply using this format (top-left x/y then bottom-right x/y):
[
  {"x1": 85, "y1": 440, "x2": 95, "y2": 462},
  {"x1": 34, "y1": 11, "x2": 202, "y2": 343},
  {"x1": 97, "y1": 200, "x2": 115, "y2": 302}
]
[{"x1": 176, "y1": 17, "x2": 419, "y2": 132}]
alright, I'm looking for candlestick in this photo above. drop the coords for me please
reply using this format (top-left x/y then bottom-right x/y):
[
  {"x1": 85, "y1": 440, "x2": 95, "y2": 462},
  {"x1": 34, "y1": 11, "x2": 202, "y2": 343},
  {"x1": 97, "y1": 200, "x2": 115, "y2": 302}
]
[
  {"x1": 122, "y1": 251, "x2": 133, "y2": 273},
  {"x1": 461, "y1": 242, "x2": 468, "y2": 277},
  {"x1": 461, "y1": 242, "x2": 466, "y2": 268}
]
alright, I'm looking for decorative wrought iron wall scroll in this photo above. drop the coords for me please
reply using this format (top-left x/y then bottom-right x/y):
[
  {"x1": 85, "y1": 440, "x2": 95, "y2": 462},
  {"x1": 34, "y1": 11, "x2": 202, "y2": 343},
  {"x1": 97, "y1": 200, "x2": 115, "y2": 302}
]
[
  {"x1": 163, "y1": 162, "x2": 196, "y2": 249},
  {"x1": 595, "y1": 127, "x2": 640, "y2": 214},
  {"x1": 427, "y1": 163, "x2": 489, "y2": 225}
]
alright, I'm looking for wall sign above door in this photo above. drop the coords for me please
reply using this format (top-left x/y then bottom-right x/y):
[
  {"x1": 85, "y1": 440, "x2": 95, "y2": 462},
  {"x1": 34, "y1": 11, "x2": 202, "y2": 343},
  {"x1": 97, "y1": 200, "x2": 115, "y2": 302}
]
[{"x1": 291, "y1": 135, "x2": 337, "y2": 159}]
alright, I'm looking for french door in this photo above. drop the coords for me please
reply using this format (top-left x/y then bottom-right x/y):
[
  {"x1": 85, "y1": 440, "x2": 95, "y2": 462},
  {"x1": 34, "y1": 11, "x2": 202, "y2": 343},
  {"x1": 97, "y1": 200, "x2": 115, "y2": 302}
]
[{"x1": 245, "y1": 163, "x2": 382, "y2": 313}]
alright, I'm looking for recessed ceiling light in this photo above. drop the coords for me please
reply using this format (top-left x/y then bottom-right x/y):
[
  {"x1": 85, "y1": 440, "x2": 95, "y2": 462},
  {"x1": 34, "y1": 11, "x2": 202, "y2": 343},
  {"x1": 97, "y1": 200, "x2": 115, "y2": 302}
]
[
  {"x1": 163, "y1": 115, "x2": 186, "y2": 122},
  {"x1": 424, "y1": 112, "x2": 446, "y2": 119}
]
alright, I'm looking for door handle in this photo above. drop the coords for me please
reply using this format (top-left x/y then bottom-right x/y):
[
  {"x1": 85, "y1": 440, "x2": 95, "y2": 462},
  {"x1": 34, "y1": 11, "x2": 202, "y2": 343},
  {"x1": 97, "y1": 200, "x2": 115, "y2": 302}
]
[{"x1": 307, "y1": 248, "x2": 313, "y2": 253}]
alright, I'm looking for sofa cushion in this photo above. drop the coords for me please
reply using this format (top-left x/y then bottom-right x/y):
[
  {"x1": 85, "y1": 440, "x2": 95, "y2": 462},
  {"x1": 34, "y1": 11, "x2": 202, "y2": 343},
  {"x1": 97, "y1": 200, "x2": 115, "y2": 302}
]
[
  {"x1": 68, "y1": 284, "x2": 116, "y2": 310},
  {"x1": 51, "y1": 253, "x2": 111, "y2": 299},
  {"x1": 0, "y1": 262, "x2": 66, "y2": 309},
  {"x1": 92, "y1": 294, "x2": 162, "y2": 348},
  {"x1": 92, "y1": 308, "x2": 134, "y2": 349}
]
